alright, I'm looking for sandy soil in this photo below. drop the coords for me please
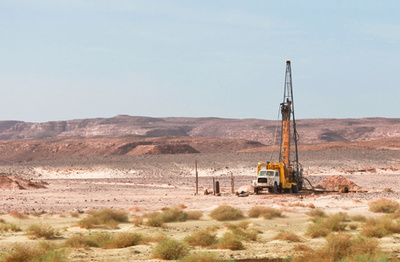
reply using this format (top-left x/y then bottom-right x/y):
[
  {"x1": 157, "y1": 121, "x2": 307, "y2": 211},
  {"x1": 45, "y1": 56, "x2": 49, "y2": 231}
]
[{"x1": 0, "y1": 149, "x2": 400, "y2": 261}]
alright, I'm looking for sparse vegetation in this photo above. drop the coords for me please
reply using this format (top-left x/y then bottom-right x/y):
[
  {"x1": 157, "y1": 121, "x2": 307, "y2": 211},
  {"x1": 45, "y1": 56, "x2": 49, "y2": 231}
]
[
  {"x1": 305, "y1": 208, "x2": 327, "y2": 219},
  {"x1": 216, "y1": 232, "x2": 244, "y2": 250},
  {"x1": 210, "y1": 205, "x2": 243, "y2": 221},
  {"x1": 306, "y1": 212, "x2": 347, "y2": 238},
  {"x1": 0, "y1": 222, "x2": 21, "y2": 232},
  {"x1": 65, "y1": 232, "x2": 143, "y2": 249},
  {"x1": 25, "y1": 224, "x2": 59, "y2": 239},
  {"x1": 1, "y1": 242, "x2": 67, "y2": 262},
  {"x1": 224, "y1": 223, "x2": 257, "y2": 241},
  {"x1": 151, "y1": 238, "x2": 188, "y2": 260},
  {"x1": 351, "y1": 214, "x2": 367, "y2": 222},
  {"x1": 179, "y1": 252, "x2": 224, "y2": 262},
  {"x1": 361, "y1": 216, "x2": 400, "y2": 238},
  {"x1": 184, "y1": 230, "x2": 217, "y2": 247},
  {"x1": 186, "y1": 210, "x2": 203, "y2": 220},
  {"x1": 77, "y1": 208, "x2": 129, "y2": 229},
  {"x1": 368, "y1": 198, "x2": 400, "y2": 213},
  {"x1": 273, "y1": 230, "x2": 302, "y2": 242},
  {"x1": 292, "y1": 233, "x2": 386, "y2": 262}
]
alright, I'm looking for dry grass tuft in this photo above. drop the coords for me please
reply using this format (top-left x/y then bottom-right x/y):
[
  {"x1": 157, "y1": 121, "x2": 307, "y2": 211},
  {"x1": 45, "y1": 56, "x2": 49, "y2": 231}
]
[
  {"x1": 151, "y1": 238, "x2": 188, "y2": 260},
  {"x1": 215, "y1": 232, "x2": 244, "y2": 250},
  {"x1": 368, "y1": 198, "x2": 400, "y2": 213},
  {"x1": 186, "y1": 210, "x2": 203, "y2": 220},
  {"x1": 351, "y1": 214, "x2": 367, "y2": 222},
  {"x1": 25, "y1": 224, "x2": 59, "y2": 239},
  {"x1": 210, "y1": 205, "x2": 243, "y2": 221},
  {"x1": 247, "y1": 206, "x2": 283, "y2": 220},
  {"x1": 224, "y1": 223, "x2": 258, "y2": 241},
  {"x1": 305, "y1": 208, "x2": 327, "y2": 219},
  {"x1": 2, "y1": 242, "x2": 67, "y2": 262},
  {"x1": 292, "y1": 233, "x2": 386, "y2": 262},
  {"x1": 306, "y1": 212, "x2": 347, "y2": 238},
  {"x1": 0, "y1": 222, "x2": 21, "y2": 232},
  {"x1": 77, "y1": 208, "x2": 129, "y2": 229},
  {"x1": 179, "y1": 252, "x2": 224, "y2": 262},
  {"x1": 273, "y1": 230, "x2": 302, "y2": 242},
  {"x1": 361, "y1": 216, "x2": 400, "y2": 238},
  {"x1": 184, "y1": 230, "x2": 217, "y2": 247}
]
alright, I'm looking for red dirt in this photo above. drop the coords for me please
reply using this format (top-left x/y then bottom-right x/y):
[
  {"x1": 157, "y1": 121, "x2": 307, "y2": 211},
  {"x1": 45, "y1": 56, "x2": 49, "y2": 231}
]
[{"x1": 315, "y1": 175, "x2": 362, "y2": 192}]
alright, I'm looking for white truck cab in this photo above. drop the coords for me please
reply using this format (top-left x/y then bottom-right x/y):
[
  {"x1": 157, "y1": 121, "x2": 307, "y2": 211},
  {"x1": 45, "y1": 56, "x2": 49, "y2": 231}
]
[{"x1": 252, "y1": 169, "x2": 280, "y2": 194}]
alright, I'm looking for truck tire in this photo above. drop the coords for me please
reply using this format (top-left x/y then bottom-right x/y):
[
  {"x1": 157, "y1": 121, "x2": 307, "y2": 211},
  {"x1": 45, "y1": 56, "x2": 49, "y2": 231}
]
[
  {"x1": 254, "y1": 188, "x2": 259, "y2": 195},
  {"x1": 272, "y1": 183, "x2": 278, "y2": 194},
  {"x1": 292, "y1": 185, "x2": 298, "y2": 194}
]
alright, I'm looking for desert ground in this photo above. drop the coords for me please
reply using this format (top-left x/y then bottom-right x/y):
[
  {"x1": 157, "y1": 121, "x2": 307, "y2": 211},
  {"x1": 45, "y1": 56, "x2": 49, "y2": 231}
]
[{"x1": 0, "y1": 149, "x2": 400, "y2": 261}]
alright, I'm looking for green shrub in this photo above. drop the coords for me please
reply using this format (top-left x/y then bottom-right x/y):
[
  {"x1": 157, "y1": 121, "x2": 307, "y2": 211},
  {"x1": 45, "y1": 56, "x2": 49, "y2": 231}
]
[
  {"x1": 248, "y1": 206, "x2": 282, "y2": 218},
  {"x1": 179, "y1": 252, "x2": 224, "y2": 262},
  {"x1": 210, "y1": 205, "x2": 243, "y2": 221},
  {"x1": 151, "y1": 238, "x2": 188, "y2": 260},
  {"x1": 369, "y1": 198, "x2": 400, "y2": 213},
  {"x1": 362, "y1": 216, "x2": 400, "y2": 238},
  {"x1": 273, "y1": 230, "x2": 302, "y2": 242},
  {"x1": 186, "y1": 211, "x2": 203, "y2": 220},
  {"x1": 77, "y1": 208, "x2": 129, "y2": 229},
  {"x1": 25, "y1": 224, "x2": 59, "y2": 239},
  {"x1": 306, "y1": 213, "x2": 347, "y2": 238},
  {"x1": 65, "y1": 234, "x2": 99, "y2": 248},
  {"x1": 216, "y1": 232, "x2": 244, "y2": 250},
  {"x1": 184, "y1": 230, "x2": 217, "y2": 247}
]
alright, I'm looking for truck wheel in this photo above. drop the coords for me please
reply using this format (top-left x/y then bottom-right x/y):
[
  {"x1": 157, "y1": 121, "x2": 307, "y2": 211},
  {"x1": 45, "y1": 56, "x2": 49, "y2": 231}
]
[
  {"x1": 268, "y1": 187, "x2": 272, "y2": 193},
  {"x1": 292, "y1": 185, "x2": 298, "y2": 194},
  {"x1": 272, "y1": 183, "x2": 278, "y2": 194},
  {"x1": 254, "y1": 188, "x2": 259, "y2": 195}
]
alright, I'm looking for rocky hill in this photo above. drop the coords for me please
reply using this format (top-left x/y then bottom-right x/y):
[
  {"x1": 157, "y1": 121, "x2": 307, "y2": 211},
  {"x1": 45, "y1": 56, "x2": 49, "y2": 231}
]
[{"x1": 0, "y1": 115, "x2": 399, "y2": 145}]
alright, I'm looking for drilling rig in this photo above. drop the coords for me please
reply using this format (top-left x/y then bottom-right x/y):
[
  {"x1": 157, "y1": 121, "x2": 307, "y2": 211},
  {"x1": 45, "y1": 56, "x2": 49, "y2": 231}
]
[{"x1": 252, "y1": 60, "x2": 303, "y2": 194}]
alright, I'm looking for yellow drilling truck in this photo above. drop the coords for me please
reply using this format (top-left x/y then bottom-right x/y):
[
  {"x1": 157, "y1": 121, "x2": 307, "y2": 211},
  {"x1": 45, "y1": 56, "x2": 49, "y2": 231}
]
[{"x1": 252, "y1": 60, "x2": 303, "y2": 194}]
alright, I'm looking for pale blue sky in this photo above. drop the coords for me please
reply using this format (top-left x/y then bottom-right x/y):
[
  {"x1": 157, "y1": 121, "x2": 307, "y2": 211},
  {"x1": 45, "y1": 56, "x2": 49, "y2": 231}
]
[{"x1": 1, "y1": 1, "x2": 399, "y2": 122}]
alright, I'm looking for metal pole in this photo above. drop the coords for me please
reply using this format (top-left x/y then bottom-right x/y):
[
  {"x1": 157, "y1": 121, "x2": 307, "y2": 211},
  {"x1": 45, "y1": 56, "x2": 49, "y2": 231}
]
[{"x1": 195, "y1": 160, "x2": 198, "y2": 195}]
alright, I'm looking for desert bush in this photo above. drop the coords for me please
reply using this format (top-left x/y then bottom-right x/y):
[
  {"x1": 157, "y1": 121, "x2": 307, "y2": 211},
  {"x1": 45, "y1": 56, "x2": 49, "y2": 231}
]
[
  {"x1": 224, "y1": 223, "x2": 257, "y2": 241},
  {"x1": 351, "y1": 214, "x2": 367, "y2": 222},
  {"x1": 248, "y1": 206, "x2": 281, "y2": 218},
  {"x1": 292, "y1": 233, "x2": 384, "y2": 262},
  {"x1": 184, "y1": 230, "x2": 217, "y2": 247},
  {"x1": 25, "y1": 224, "x2": 59, "y2": 239},
  {"x1": 273, "y1": 230, "x2": 302, "y2": 242},
  {"x1": 65, "y1": 234, "x2": 98, "y2": 248},
  {"x1": 305, "y1": 208, "x2": 327, "y2": 219},
  {"x1": 0, "y1": 223, "x2": 21, "y2": 232},
  {"x1": 104, "y1": 232, "x2": 143, "y2": 249},
  {"x1": 369, "y1": 198, "x2": 400, "y2": 213},
  {"x1": 131, "y1": 215, "x2": 144, "y2": 226},
  {"x1": 77, "y1": 208, "x2": 128, "y2": 229},
  {"x1": 349, "y1": 223, "x2": 359, "y2": 230},
  {"x1": 216, "y1": 232, "x2": 244, "y2": 250},
  {"x1": 159, "y1": 207, "x2": 188, "y2": 222},
  {"x1": 210, "y1": 205, "x2": 243, "y2": 221},
  {"x1": 70, "y1": 212, "x2": 80, "y2": 218},
  {"x1": 179, "y1": 252, "x2": 224, "y2": 262},
  {"x1": 306, "y1": 213, "x2": 347, "y2": 238},
  {"x1": 186, "y1": 210, "x2": 203, "y2": 220},
  {"x1": 2, "y1": 242, "x2": 67, "y2": 262},
  {"x1": 8, "y1": 211, "x2": 28, "y2": 219},
  {"x1": 292, "y1": 244, "x2": 313, "y2": 252},
  {"x1": 151, "y1": 238, "x2": 188, "y2": 260},
  {"x1": 307, "y1": 203, "x2": 316, "y2": 209},
  {"x1": 362, "y1": 216, "x2": 400, "y2": 238},
  {"x1": 263, "y1": 209, "x2": 283, "y2": 220},
  {"x1": 145, "y1": 212, "x2": 164, "y2": 227}
]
